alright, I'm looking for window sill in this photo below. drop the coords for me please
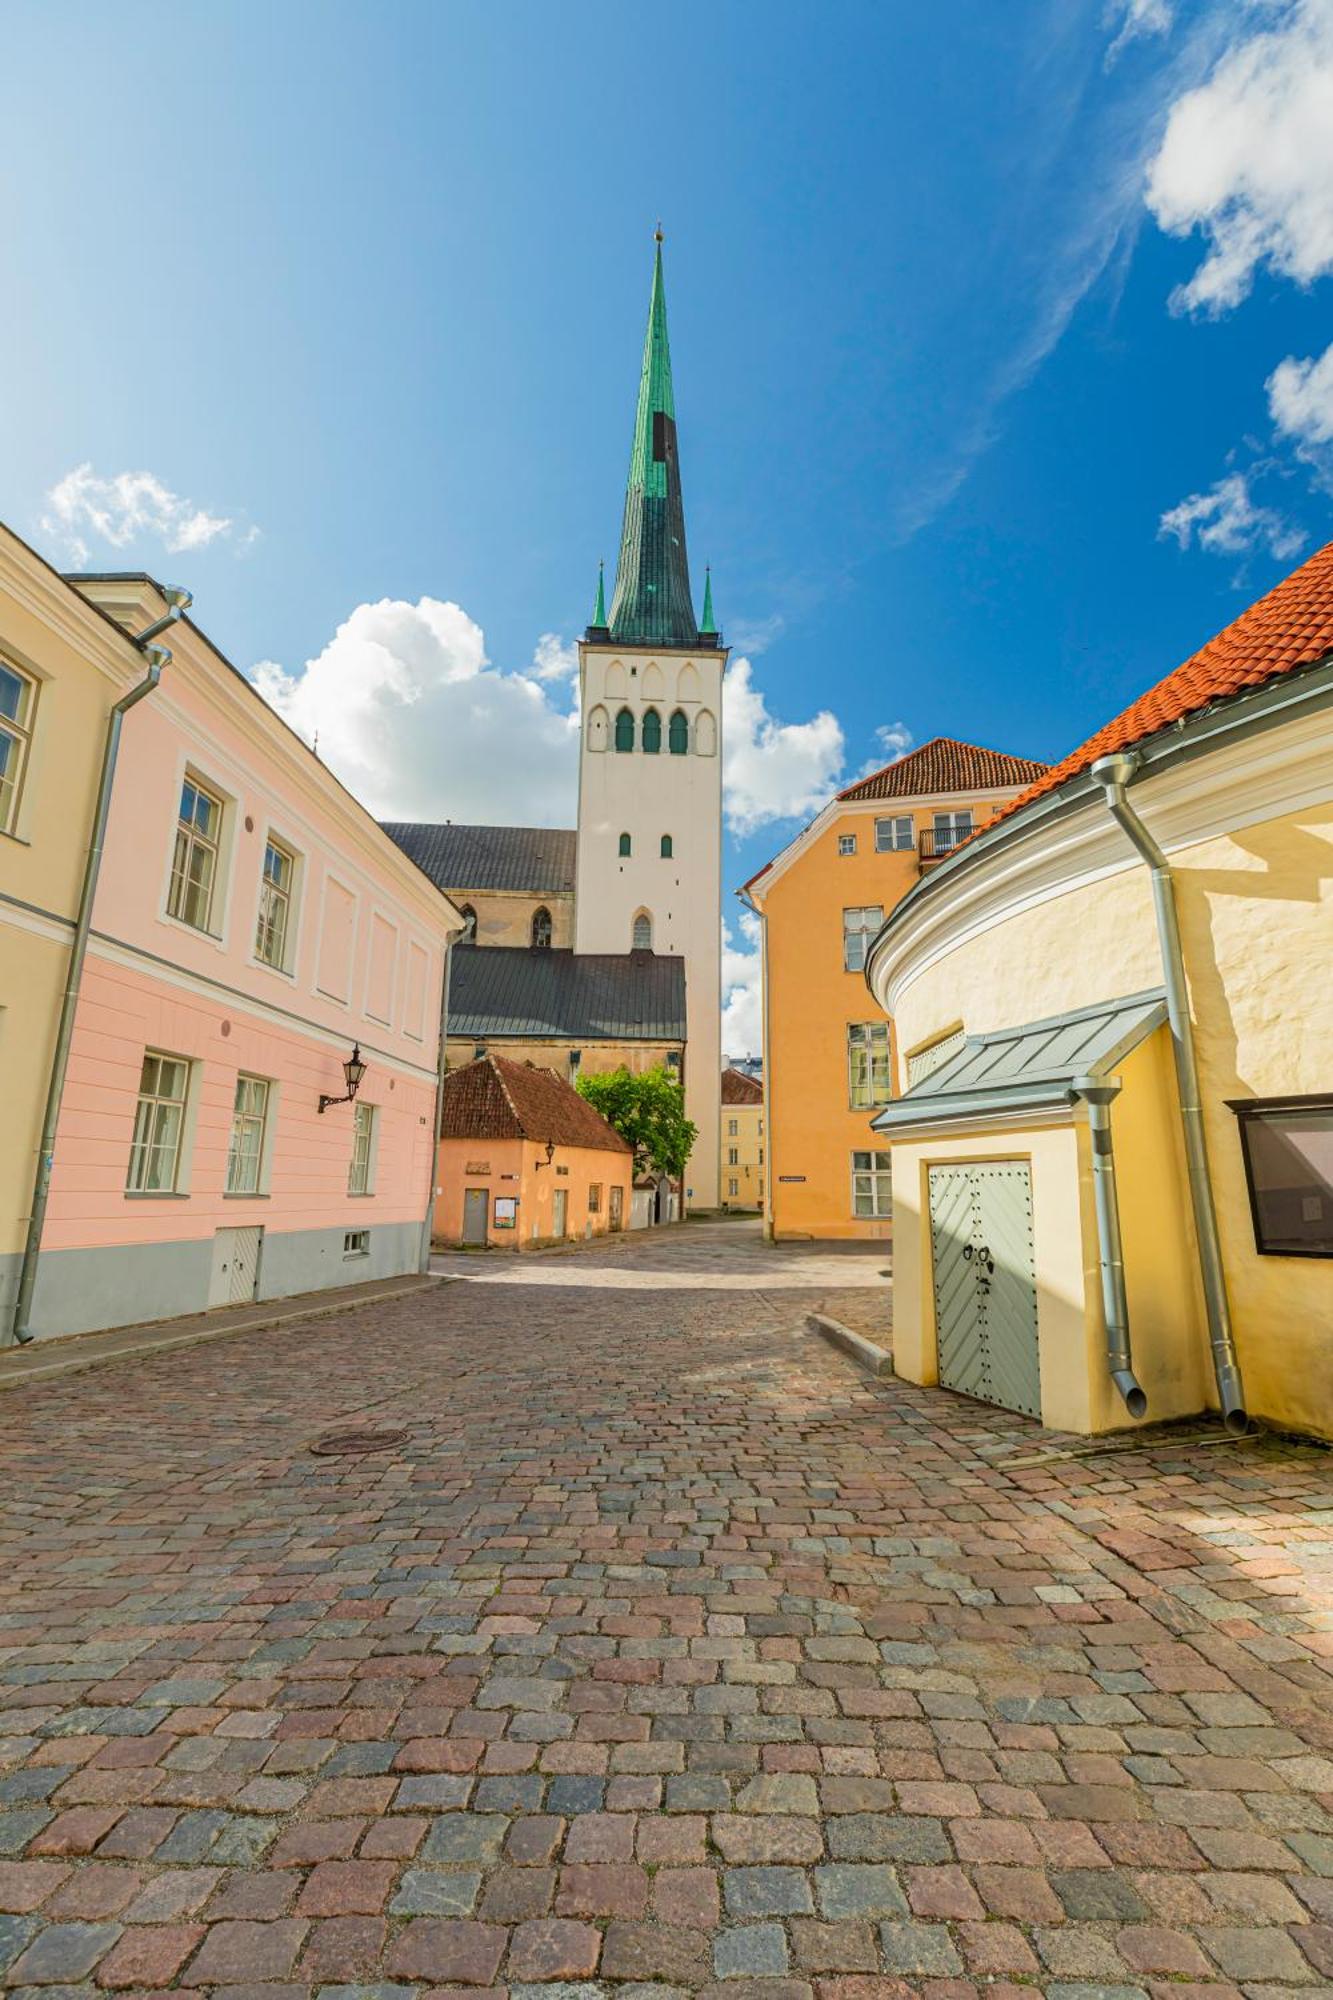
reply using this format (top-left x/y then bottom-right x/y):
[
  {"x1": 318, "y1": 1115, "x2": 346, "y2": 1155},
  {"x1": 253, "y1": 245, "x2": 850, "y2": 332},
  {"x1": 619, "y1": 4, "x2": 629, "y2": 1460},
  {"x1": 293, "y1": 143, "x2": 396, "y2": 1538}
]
[
  {"x1": 346, "y1": 1190, "x2": 377, "y2": 1199},
  {"x1": 124, "y1": 1191, "x2": 191, "y2": 1200},
  {"x1": 160, "y1": 910, "x2": 225, "y2": 949},
  {"x1": 223, "y1": 1191, "x2": 271, "y2": 1200},
  {"x1": 250, "y1": 956, "x2": 296, "y2": 982}
]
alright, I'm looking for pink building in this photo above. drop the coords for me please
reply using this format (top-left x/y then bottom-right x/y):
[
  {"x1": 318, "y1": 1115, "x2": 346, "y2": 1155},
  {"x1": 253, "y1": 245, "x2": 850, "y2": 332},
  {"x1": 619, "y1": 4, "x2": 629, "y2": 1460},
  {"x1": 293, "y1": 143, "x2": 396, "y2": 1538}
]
[{"x1": 23, "y1": 571, "x2": 461, "y2": 1339}]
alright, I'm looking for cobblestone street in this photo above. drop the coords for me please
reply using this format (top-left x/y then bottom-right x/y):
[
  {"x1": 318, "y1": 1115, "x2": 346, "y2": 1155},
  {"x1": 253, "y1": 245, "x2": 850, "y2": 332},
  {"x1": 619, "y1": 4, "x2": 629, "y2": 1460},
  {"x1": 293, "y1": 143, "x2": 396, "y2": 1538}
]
[{"x1": 1, "y1": 1219, "x2": 1331, "y2": 1997}]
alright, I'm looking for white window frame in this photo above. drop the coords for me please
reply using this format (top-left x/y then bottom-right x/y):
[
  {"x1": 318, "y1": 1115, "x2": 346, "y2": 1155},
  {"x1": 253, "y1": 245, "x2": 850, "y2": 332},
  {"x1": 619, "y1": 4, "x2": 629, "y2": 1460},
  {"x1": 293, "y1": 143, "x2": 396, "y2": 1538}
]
[
  {"x1": 226, "y1": 1074, "x2": 273, "y2": 1196},
  {"x1": 728, "y1": 1146, "x2": 739, "y2": 1166},
  {"x1": 166, "y1": 771, "x2": 227, "y2": 936},
  {"x1": 851, "y1": 1149, "x2": 892, "y2": 1219},
  {"x1": 343, "y1": 1228, "x2": 370, "y2": 1258},
  {"x1": 728, "y1": 1118, "x2": 738, "y2": 1136},
  {"x1": 348, "y1": 1100, "x2": 378, "y2": 1195},
  {"x1": 632, "y1": 911, "x2": 653, "y2": 951},
  {"x1": 837, "y1": 832, "x2": 857, "y2": 856},
  {"x1": 848, "y1": 1021, "x2": 892, "y2": 1110},
  {"x1": 126, "y1": 1051, "x2": 192, "y2": 1195},
  {"x1": 932, "y1": 809, "x2": 974, "y2": 853},
  {"x1": 875, "y1": 814, "x2": 914, "y2": 852},
  {"x1": 254, "y1": 833, "x2": 299, "y2": 975},
  {"x1": 728, "y1": 1177, "x2": 739, "y2": 1197},
  {"x1": 0, "y1": 656, "x2": 38, "y2": 838},
  {"x1": 842, "y1": 906, "x2": 884, "y2": 973}
]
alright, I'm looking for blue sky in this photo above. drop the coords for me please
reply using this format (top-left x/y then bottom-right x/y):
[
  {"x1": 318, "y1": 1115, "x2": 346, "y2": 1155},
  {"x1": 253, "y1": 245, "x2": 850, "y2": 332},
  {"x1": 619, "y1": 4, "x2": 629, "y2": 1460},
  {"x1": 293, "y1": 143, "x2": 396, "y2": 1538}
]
[{"x1": 5, "y1": 1, "x2": 1333, "y2": 1043}]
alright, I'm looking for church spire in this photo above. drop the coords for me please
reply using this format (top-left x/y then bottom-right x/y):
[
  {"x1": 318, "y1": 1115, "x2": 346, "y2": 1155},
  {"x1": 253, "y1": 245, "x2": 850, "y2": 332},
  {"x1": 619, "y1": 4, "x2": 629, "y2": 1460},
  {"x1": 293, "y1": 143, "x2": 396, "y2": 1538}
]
[
  {"x1": 605, "y1": 235, "x2": 699, "y2": 649},
  {"x1": 591, "y1": 559, "x2": 607, "y2": 631}
]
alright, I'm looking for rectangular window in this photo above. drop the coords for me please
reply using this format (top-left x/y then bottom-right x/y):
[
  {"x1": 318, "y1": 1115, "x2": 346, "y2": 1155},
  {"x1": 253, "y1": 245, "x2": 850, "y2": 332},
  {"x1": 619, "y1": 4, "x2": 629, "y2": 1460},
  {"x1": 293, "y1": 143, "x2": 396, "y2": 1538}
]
[
  {"x1": 588, "y1": 1183, "x2": 603, "y2": 1214},
  {"x1": 875, "y1": 814, "x2": 914, "y2": 852},
  {"x1": 169, "y1": 775, "x2": 223, "y2": 932},
  {"x1": 127, "y1": 1052, "x2": 190, "y2": 1193},
  {"x1": 728, "y1": 1178, "x2": 739, "y2": 1196},
  {"x1": 0, "y1": 658, "x2": 37, "y2": 835},
  {"x1": 851, "y1": 1149, "x2": 892, "y2": 1218},
  {"x1": 842, "y1": 906, "x2": 884, "y2": 973},
  {"x1": 226, "y1": 1074, "x2": 271, "y2": 1194},
  {"x1": 728, "y1": 1146, "x2": 739, "y2": 1165},
  {"x1": 758, "y1": 1147, "x2": 764, "y2": 1164},
  {"x1": 838, "y1": 832, "x2": 857, "y2": 856},
  {"x1": 848, "y1": 1021, "x2": 892, "y2": 1109},
  {"x1": 348, "y1": 1100, "x2": 376, "y2": 1195},
  {"x1": 255, "y1": 838, "x2": 295, "y2": 969},
  {"x1": 1230, "y1": 1096, "x2": 1333, "y2": 1258},
  {"x1": 931, "y1": 809, "x2": 974, "y2": 854},
  {"x1": 343, "y1": 1228, "x2": 370, "y2": 1257},
  {"x1": 728, "y1": 1118, "x2": 738, "y2": 1136}
]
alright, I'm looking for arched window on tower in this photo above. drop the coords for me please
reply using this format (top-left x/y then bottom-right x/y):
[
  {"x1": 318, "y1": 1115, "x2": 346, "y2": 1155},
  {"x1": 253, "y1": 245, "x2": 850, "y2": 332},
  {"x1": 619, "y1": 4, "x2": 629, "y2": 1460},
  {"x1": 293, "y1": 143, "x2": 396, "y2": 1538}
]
[
  {"x1": 660, "y1": 834, "x2": 673, "y2": 858},
  {"x1": 632, "y1": 911, "x2": 653, "y2": 952},
  {"x1": 641, "y1": 707, "x2": 662, "y2": 754},
  {"x1": 531, "y1": 906, "x2": 552, "y2": 950},
  {"x1": 586, "y1": 704, "x2": 609, "y2": 752},
  {"x1": 668, "y1": 709, "x2": 689, "y2": 755},
  {"x1": 618, "y1": 832, "x2": 632, "y2": 857},
  {"x1": 458, "y1": 904, "x2": 477, "y2": 944},
  {"x1": 695, "y1": 708, "x2": 717, "y2": 757},
  {"x1": 614, "y1": 707, "x2": 635, "y2": 753}
]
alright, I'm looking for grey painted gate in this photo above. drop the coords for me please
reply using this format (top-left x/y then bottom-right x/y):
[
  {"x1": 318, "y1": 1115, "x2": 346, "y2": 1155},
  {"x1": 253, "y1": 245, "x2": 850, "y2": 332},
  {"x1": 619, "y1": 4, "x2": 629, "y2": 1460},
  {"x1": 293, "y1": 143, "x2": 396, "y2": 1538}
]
[
  {"x1": 208, "y1": 1225, "x2": 264, "y2": 1308},
  {"x1": 462, "y1": 1188, "x2": 489, "y2": 1246},
  {"x1": 928, "y1": 1161, "x2": 1040, "y2": 1419}
]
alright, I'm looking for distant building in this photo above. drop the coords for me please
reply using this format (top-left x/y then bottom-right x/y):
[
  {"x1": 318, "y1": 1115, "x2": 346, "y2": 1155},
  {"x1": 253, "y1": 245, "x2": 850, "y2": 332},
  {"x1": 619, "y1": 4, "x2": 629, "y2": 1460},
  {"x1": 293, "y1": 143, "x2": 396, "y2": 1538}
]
[
  {"x1": 435, "y1": 1052, "x2": 632, "y2": 1249},
  {"x1": 868, "y1": 547, "x2": 1333, "y2": 1439},
  {"x1": 1, "y1": 537, "x2": 463, "y2": 1343},
  {"x1": 386, "y1": 241, "x2": 724, "y2": 1208},
  {"x1": 720, "y1": 1067, "x2": 763, "y2": 1212},
  {"x1": 743, "y1": 738, "x2": 1049, "y2": 1240}
]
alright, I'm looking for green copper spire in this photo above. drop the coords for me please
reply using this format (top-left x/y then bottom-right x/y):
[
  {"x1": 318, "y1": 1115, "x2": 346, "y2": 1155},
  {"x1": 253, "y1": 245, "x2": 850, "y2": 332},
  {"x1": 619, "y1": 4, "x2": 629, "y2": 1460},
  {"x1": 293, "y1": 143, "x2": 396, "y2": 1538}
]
[
  {"x1": 700, "y1": 564, "x2": 715, "y2": 636},
  {"x1": 606, "y1": 236, "x2": 699, "y2": 648},
  {"x1": 591, "y1": 560, "x2": 607, "y2": 629}
]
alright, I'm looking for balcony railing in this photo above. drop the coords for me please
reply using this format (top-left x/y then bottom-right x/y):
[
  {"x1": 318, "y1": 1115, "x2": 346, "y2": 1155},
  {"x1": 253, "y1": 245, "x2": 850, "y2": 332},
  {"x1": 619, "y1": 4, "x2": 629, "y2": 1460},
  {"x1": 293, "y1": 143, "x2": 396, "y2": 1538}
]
[{"x1": 918, "y1": 825, "x2": 974, "y2": 865}]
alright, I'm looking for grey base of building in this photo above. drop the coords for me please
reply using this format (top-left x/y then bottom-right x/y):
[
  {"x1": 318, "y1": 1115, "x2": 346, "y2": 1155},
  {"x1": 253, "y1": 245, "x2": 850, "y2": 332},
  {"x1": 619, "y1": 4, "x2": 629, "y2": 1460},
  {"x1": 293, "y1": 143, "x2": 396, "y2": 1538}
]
[{"x1": 0, "y1": 1221, "x2": 423, "y2": 1344}]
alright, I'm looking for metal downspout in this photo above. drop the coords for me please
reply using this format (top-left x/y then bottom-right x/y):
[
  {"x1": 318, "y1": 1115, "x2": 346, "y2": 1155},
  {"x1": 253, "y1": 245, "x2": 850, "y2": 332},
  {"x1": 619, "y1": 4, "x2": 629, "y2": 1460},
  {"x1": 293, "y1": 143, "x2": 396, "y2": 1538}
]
[
  {"x1": 8, "y1": 652, "x2": 168, "y2": 1345},
  {"x1": 1089, "y1": 752, "x2": 1248, "y2": 1431},
  {"x1": 420, "y1": 937, "x2": 454, "y2": 1272},
  {"x1": 1074, "y1": 1079, "x2": 1147, "y2": 1418}
]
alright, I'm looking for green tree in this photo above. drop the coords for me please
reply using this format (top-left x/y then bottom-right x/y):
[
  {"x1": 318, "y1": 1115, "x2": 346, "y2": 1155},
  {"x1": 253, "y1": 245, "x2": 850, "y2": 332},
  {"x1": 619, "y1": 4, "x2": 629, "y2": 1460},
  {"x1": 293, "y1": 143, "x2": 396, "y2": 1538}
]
[{"x1": 577, "y1": 1064, "x2": 697, "y2": 1180}]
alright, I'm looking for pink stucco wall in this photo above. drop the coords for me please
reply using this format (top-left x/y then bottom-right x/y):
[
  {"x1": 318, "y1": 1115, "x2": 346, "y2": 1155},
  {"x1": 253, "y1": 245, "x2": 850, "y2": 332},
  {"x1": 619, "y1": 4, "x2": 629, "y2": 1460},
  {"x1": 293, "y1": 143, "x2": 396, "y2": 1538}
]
[{"x1": 43, "y1": 622, "x2": 450, "y2": 1258}]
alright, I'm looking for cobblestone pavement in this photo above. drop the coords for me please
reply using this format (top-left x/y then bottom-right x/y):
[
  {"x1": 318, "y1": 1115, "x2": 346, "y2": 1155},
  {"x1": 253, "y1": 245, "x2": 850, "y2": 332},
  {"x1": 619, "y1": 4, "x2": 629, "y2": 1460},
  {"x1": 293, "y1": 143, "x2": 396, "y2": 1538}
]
[{"x1": 1, "y1": 1220, "x2": 1331, "y2": 1998}]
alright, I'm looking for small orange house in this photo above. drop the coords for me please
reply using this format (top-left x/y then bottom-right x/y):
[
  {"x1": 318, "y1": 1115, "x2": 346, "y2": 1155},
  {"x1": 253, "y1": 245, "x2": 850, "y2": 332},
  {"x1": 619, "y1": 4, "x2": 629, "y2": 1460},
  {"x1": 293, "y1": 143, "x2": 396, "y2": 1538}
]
[{"x1": 434, "y1": 1053, "x2": 632, "y2": 1250}]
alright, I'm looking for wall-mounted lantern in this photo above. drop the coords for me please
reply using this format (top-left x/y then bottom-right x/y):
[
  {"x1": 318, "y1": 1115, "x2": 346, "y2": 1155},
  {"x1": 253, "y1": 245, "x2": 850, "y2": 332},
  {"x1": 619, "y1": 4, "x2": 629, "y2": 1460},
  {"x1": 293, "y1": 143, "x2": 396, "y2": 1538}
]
[
  {"x1": 535, "y1": 1139, "x2": 557, "y2": 1169},
  {"x1": 319, "y1": 1043, "x2": 367, "y2": 1114}
]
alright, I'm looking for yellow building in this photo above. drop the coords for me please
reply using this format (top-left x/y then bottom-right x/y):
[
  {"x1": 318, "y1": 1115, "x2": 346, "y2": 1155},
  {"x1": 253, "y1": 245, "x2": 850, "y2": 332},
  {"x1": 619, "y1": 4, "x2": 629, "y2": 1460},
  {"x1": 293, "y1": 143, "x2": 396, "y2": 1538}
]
[
  {"x1": 743, "y1": 739, "x2": 1048, "y2": 1240},
  {"x1": 0, "y1": 525, "x2": 146, "y2": 1336},
  {"x1": 720, "y1": 1067, "x2": 763, "y2": 1211},
  {"x1": 867, "y1": 546, "x2": 1333, "y2": 1440}
]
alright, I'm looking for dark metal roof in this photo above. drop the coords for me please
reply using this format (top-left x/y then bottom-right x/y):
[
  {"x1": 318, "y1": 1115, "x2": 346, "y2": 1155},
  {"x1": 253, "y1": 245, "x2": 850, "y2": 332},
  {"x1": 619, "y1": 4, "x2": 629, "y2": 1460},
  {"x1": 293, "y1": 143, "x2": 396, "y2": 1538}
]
[
  {"x1": 382, "y1": 823, "x2": 577, "y2": 896},
  {"x1": 449, "y1": 947, "x2": 686, "y2": 1042}
]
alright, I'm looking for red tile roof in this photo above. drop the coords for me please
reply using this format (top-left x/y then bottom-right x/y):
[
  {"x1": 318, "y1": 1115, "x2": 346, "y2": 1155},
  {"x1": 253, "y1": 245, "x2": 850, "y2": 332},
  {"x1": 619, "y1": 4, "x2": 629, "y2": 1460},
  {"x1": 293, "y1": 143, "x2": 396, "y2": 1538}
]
[
  {"x1": 837, "y1": 736, "x2": 1051, "y2": 802},
  {"x1": 721, "y1": 1067, "x2": 763, "y2": 1106},
  {"x1": 441, "y1": 1053, "x2": 631, "y2": 1153},
  {"x1": 988, "y1": 541, "x2": 1333, "y2": 832}
]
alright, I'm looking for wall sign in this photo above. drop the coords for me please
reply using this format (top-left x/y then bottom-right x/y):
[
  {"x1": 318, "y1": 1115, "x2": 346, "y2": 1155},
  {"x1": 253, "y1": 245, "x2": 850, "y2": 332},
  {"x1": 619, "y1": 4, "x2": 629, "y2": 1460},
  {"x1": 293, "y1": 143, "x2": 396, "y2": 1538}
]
[
  {"x1": 465, "y1": 1162, "x2": 491, "y2": 1175},
  {"x1": 493, "y1": 1196, "x2": 518, "y2": 1230},
  {"x1": 778, "y1": 1174, "x2": 807, "y2": 1183}
]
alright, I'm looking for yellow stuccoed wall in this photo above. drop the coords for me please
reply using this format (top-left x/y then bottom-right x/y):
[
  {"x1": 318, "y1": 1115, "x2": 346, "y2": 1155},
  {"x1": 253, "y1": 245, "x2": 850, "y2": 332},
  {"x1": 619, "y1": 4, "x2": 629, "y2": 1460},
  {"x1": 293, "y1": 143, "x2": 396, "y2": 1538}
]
[
  {"x1": 721, "y1": 1100, "x2": 763, "y2": 1210},
  {"x1": 887, "y1": 800, "x2": 1333, "y2": 1438}
]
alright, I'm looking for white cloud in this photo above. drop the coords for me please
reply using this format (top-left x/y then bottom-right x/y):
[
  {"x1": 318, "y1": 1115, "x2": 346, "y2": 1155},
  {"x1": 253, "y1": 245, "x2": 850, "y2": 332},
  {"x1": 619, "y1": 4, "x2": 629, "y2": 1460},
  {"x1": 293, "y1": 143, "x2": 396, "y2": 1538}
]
[
  {"x1": 1158, "y1": 470, "x2": 1304, "y2": 559},
  {"x1": 874, "y1": 721, "x2": 914, "y2": 762},
  {"x1": 1107, "y1": 0, "x2": 1174, "y2": 64},
  {"x1": 252, "y1": 597, "x2": 581, "y2": 825},
  {"x1": 41, "y1": 464, "x2": 248, "y2": 565},
  {"x1": 722, "y1": 656, "x2": 845, "y2": 836},
  {"x1": 1146, "y1": 0, "x2": 1333, "y2": 315},
  {"x1": 722, "y1": 911, "x2": 763, "y2": 1060},
  {"x1": 1268, "y1": 340, "x2": 1333, "y2": 474},
  {"x1": 531, "y1": 632, "x2": 579, "y2": 681}
]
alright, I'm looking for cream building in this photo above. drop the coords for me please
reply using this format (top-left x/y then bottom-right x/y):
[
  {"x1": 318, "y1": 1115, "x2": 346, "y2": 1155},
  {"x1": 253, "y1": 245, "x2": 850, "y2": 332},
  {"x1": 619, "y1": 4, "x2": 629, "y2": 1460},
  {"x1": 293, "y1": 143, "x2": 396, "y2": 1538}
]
[
  {"x1": 721, "y1": 1067, "x2": 763, "y2": 1211},
  {"x1": 866, "y1": 544, "x2": 1333, "y2": 1440},
  {"x1": 388, "y1": 240, "x2": 723, "y2": 1207}
]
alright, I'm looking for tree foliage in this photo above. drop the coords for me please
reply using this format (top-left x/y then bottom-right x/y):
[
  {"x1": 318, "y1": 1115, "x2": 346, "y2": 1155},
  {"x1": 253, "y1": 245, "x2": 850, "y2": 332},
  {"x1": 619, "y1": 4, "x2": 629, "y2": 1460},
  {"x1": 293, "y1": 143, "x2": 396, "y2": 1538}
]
[{"x1": 576, "y1": 1064, "x2": 697, "y2": 1180}]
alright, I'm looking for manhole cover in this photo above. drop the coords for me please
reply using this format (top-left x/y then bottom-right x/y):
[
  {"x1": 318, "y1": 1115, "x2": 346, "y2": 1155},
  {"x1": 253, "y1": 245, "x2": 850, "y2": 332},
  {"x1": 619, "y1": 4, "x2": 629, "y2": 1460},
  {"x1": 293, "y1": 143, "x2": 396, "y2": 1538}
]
[{"x1": 310, "y1": 1426, "x2": 409, "y2": 1456}]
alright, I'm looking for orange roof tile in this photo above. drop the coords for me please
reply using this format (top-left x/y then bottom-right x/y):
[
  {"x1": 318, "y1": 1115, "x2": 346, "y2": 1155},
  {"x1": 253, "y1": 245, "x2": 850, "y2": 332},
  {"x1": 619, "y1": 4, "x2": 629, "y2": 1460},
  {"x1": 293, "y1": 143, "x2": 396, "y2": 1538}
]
[
  {"x1": 721, "y1": 1067, "x2": 763, "y2": 1106},
  {"x1": 837, "y1": 736, "x2": 1050, "y2": 802},
  {"x1": 441, "y1": 1053, "x2": 631, "y2": 1153},
  {"x1": 988, "y1": 540, "x2": 1333, "y2": 832}
]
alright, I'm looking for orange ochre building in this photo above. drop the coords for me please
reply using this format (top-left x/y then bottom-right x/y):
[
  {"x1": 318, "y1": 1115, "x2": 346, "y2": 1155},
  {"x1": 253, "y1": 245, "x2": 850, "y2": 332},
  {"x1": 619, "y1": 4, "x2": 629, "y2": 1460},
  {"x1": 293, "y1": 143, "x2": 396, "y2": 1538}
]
[
  {"x1": 742, "y1": 738, "x2": 1049, "y2": 1240},
  {"x1": 434, "y1": 1053, "x2": 632, "y2": 1250}
]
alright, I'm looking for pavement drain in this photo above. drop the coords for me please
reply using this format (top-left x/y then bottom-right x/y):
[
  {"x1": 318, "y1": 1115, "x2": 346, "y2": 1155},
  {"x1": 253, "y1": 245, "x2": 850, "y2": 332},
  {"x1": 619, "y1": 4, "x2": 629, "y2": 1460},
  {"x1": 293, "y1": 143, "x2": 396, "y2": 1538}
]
[{"x1": 309, "y1": 1425, "x2": 411, "y2": 1455}]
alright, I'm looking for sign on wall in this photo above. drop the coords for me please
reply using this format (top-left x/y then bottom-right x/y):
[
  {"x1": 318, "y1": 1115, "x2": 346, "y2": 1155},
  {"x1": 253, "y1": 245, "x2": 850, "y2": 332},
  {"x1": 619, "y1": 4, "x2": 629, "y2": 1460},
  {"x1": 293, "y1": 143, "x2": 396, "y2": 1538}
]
[{"x1": 493, "y1": 1197, "x2": 518, "y2": 1230}]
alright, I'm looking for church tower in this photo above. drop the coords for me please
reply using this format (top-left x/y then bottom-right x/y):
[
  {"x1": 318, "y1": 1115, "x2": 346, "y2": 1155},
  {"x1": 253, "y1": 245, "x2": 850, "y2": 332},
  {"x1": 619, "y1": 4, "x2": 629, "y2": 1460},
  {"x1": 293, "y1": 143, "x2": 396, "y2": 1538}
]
[{"x1": 575, "y1": 238, "x2": 723, "y2": 1208}]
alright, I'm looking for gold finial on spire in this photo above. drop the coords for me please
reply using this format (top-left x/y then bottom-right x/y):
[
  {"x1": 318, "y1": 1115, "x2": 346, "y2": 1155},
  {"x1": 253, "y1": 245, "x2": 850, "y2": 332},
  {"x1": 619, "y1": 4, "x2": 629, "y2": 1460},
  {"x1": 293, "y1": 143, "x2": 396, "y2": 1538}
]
[{"x1": 654, "y1": 220, "x2": 664, "y2": 243}]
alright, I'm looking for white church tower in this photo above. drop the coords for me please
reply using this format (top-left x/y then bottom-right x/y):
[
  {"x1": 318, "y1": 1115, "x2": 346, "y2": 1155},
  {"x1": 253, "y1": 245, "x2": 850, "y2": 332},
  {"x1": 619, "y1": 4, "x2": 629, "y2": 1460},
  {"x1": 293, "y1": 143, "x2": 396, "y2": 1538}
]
[{"x1": 575, "y1": 237, "x2": 723, "y2": 1208}]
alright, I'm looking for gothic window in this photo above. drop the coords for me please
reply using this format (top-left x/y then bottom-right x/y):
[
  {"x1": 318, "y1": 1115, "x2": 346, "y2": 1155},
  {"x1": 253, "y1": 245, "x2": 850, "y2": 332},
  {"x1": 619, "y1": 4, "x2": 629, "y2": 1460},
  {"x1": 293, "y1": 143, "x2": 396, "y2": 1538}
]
[
  {"x1": 586, "y1": 704, "x2": 609, "y2": 752},
  {"x1": 458, "y1": 904, "x2": 477, "y2": 944},
  {"x1": 642, "y1": 661, "x2": 665, "y2": 698},
  {"x1": 641, "y1": 706, "x2": 662, "y2": 754},
  {"x1": 660, "y1": 834, "x2": 673, "y2": 858},
  {"x1": 618, "y1": 831, "x2": 632, "y2": 857},
  {"x1": 614, "y1": 707, "x2": 635, "y2": 753},
  {"x1": 668, "y1": 709, "x2": 689, "y2": 755},
  {"x1": 531, "y1": 906, "x2": 552, "y2": 949},
  {"x1": 695, "y1": 708, "x2": 717, "y2": 756},
  {"x1": 632, "y1": 911, "x2": 653, "y2": 951},
  {"x1": 677, "y1": 661, "x2": 701, "y2": 702}
]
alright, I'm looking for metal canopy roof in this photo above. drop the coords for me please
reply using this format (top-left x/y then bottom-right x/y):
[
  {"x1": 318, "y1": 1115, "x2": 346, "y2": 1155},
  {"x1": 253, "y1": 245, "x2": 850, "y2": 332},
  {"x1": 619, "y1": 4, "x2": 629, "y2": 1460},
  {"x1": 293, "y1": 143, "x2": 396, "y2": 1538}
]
[{"x1": 872, "y1": 988, "x2": 1168, "y2": 1134}]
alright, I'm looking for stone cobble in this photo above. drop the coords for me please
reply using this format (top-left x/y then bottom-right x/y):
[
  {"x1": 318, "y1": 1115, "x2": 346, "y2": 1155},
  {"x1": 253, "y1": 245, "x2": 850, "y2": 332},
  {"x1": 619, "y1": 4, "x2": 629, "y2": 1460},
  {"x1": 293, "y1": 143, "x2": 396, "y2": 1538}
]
[{"x1": 0, "y1": 1218, "x2": 1329, "y2": 1996}]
